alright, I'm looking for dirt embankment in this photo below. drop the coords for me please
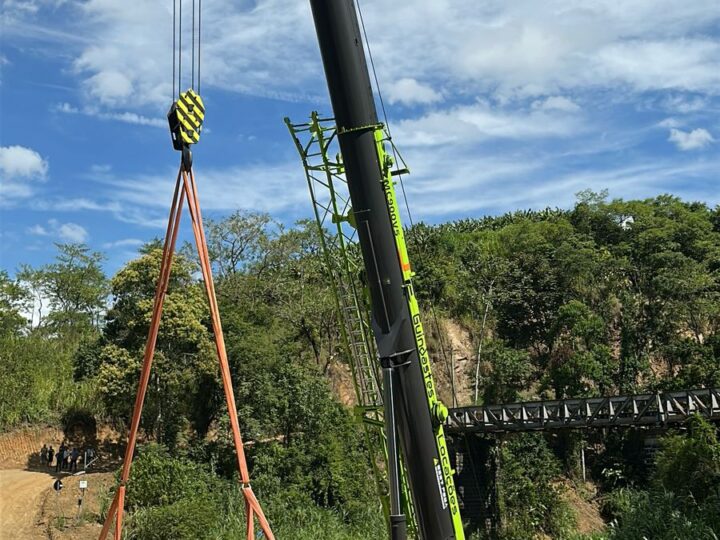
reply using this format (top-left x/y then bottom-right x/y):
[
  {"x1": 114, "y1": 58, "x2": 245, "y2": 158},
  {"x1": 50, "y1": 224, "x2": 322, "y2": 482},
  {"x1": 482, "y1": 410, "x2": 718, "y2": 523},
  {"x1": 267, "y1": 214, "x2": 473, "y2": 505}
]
[
  {"x1": 426, "y1": 317, "x2": 475, "y2": 407},
  {"x1": 0, "y1": 427, "x2": 64, "y2": 471},
  {"x1": 0, "y1": 425, "x2": 119, "y2": 540}
]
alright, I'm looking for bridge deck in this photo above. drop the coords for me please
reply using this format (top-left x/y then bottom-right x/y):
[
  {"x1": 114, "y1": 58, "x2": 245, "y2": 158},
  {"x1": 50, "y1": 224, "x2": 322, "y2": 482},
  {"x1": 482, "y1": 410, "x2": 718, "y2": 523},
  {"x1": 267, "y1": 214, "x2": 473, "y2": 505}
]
[{"x1": 446, "y1": 388, "x2": 720, "y2": 434}]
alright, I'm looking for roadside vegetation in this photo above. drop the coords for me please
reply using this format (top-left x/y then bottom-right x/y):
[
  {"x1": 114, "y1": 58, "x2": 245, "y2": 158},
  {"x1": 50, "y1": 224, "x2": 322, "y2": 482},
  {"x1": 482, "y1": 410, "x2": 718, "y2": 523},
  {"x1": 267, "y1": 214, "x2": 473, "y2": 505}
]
[{"x1": 1, "y1": 192, "x2": 719, "y2": 538}]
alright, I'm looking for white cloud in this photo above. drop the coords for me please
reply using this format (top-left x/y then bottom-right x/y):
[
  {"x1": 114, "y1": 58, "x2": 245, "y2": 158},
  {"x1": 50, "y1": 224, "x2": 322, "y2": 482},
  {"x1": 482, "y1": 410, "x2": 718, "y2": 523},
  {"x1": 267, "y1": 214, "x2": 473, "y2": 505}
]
[
  {"x1": 27, "y1": 161, "x2": 310, "y2": 230},
  {"x1": 102, "y1": 238, "x2": 144, "y2": 249},
  {"x1": 27, "y1": 224, "x2": 49, "y2": 236},
  {"x1": 0, "y1": 145, "x2": 49, "y2": 206},
  {"x1": 658, "y1": 117, "x2": 682, "y2": 128},
  {"x1": 0, "y1": 145, "x2": 48, "y2": 179},
  {"x1": 6, "y1": 0, "x2": 720, "y2": 111},
  {"x1": 386, "y1": 78, "x2": 442, "y2": 106},
  {"x1": 85, "y1": 70, "x2": 133, "y2": 106},
  {"x1": 595, "y1": 39, "x2": 720, "y2": 94},
  {"x1": 399, "y1": 145, "x2": 720, "y2": 218},
  {"x1": 668, "y1": 128, "x2": 715, "y2": 150},
  {"x1": 92, "y1": 161, "x2": 308, "y2": 223},
  {"x1": 58, "y1": 222, "x2": 88, "y2": 242},
  {"x1": 660, "y1": 94, "x2": 709, "y2": 114},
  {"x1": 28, "y1": 219, "x2": 89, "y2": 243},
  {"x1": 394, "y1": 101, "x2": 583, "y2": 147}
]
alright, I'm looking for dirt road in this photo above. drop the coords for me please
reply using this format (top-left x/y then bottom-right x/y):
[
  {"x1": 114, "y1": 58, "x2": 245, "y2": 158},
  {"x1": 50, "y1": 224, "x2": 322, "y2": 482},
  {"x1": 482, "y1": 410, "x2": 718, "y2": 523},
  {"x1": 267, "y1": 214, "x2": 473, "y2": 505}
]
[{"x1": 0, "y1": 469, "x2": 51, "y2": 540}]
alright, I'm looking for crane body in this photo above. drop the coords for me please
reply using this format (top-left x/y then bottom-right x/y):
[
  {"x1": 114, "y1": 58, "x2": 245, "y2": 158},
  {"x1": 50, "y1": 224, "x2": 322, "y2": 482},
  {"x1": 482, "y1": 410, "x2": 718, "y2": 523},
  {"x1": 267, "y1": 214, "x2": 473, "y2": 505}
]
[{"x1": 306, "y1": 1, "x2": 464, "y2": 538}]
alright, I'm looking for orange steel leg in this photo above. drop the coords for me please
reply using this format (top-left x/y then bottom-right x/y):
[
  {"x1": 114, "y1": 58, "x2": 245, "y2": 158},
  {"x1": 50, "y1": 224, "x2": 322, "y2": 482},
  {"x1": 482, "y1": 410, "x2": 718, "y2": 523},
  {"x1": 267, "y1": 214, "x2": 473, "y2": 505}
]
[
  {"x1": 183, "y1": 169, "x2": 274, "y2": 539},
  {"x1": 99, "y1": 165, "x2": 273, "y2": 540},
  {"x1": 115, "y1": 486, "x2": 126, "y2": 539},
  {"x1": 99, "y1": 169, "x2": 185, "y2": 539}
]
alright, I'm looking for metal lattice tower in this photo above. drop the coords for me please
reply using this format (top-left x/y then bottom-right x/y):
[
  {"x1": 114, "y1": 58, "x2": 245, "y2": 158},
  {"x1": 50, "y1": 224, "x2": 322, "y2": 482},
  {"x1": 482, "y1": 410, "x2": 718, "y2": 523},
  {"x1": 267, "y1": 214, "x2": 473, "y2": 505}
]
[{"x1": 285, "y1": 112, "x2": 418, "y2": 537}]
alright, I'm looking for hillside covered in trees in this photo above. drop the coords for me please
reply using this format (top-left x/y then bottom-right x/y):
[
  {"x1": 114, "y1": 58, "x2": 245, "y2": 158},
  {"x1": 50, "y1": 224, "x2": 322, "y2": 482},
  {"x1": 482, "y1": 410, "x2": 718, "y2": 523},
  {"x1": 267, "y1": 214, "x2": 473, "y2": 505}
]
[{"x1": 1, "y1": 192, "x2": 719, "y2": 539}]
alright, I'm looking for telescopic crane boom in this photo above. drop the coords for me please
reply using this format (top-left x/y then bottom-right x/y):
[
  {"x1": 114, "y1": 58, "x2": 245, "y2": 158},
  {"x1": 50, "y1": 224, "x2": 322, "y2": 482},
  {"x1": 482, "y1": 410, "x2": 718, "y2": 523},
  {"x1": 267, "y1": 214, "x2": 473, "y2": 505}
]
[{"x1": 307, "y1": 2, "x2": 465, "y2": 539}]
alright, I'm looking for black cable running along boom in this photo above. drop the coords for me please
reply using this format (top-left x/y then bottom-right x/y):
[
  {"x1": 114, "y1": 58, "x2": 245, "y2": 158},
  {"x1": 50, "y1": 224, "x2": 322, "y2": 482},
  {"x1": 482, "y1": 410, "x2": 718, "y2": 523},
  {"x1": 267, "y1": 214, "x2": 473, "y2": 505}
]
[{"x1": 355, "y1": 0, "x2": 457, "y2": 408}]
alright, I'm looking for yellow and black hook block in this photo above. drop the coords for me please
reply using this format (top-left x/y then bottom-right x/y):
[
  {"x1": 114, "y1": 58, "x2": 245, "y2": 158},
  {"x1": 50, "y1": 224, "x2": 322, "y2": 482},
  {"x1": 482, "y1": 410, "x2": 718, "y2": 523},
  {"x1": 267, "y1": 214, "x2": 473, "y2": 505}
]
[{"x1": 168, "y1": 89, "x2": 205, "y2": 151}]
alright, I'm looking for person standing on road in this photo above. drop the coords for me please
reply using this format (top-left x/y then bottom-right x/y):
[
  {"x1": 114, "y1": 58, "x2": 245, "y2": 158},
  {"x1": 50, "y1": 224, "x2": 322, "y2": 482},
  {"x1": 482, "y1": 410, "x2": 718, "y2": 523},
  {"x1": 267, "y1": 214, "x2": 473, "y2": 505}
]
[
  {"x1": 40, "y1": 444, "x2": 48, "y2": 465},
  {"x1": 55, "y1": 445, "x2": 65, "y2": 472},
  {"x1": 47, "y1": 446, "x2": 55, "y2": 469},
  {"x1": 70, "y1": 447, "x2": 79, "y2": 472}
]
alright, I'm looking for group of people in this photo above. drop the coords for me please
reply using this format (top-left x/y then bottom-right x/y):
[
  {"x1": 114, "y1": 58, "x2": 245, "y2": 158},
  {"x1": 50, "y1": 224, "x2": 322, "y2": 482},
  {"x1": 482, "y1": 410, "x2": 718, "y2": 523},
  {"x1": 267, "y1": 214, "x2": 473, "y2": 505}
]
[{"x1": 39, "y1": 442, "x2": 95, "y2": 473}]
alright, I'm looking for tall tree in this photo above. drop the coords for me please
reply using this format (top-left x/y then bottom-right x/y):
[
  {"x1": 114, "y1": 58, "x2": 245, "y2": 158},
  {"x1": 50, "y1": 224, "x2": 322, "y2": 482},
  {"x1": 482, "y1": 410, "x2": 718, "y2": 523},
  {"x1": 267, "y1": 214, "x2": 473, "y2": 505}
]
[
  {"x1": 27, "y1": 243, "x2": 108, "y2": 337},
  {"x1": 0, "y1": 270, "x2": 31, "y2": 336}
]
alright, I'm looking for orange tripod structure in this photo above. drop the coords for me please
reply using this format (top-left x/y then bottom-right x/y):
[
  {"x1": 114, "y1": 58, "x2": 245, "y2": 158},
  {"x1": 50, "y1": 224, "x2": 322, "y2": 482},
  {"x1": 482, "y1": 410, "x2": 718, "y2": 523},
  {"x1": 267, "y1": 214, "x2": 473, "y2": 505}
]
[{"x1": 99, "y1": 161, "x2": 274, "y2": 540}]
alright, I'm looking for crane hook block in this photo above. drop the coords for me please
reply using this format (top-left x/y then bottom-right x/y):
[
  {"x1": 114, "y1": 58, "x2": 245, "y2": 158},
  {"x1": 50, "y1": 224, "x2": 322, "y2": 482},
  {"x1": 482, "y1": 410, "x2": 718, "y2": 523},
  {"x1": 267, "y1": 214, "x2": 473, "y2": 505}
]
[{"x1": 167, "y1": 89, "x2": 205, "y2": 150}]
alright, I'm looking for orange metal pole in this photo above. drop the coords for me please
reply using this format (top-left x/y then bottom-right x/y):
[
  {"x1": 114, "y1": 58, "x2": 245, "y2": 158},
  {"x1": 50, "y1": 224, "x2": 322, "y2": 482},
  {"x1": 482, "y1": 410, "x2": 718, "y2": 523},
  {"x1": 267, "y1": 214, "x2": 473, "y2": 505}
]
[
  {"x1": 246, "y1": 498, "x2": 254, "y2": 540},
  {"x1": 183, "y1": 169, "x2": 274, "y2": 539},
  {"x1": 99, "y1": 169, "x2": 185, "y2": 540},
  {"x1": 97, "y1": 488, "x2": 118, "y2": 540},
  {"x1": 115, "y1": 486, "x2": 126, "y2": 539}
]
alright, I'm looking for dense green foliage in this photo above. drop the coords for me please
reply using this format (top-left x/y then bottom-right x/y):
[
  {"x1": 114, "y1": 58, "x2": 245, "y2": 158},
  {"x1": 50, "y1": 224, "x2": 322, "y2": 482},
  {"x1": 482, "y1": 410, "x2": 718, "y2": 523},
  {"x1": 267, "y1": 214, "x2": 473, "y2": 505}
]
[
  {"x1": 410, "y1": 192, "x2": 720, "y2": 399},
  {"x1": 1, "y1": 195, "x2": 719, "y2": 539},
  {"x1": 595, "y1": 416, "x2": 720, "y2": 540},
  {"x1": 498, "y1": 434, "x2": 575, "y2": 539},
  {"x1": 122, "y1": 443, "x2": 384, "y2": 540}
]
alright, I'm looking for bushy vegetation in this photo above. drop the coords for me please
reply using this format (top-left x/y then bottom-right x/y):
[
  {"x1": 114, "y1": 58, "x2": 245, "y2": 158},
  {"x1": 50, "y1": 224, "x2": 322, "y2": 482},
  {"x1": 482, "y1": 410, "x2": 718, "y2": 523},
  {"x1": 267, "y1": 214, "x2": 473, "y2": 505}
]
[
  {"x1": 410, "y1": 192, "x2": 720, "y2": 400},
  {"x1": 1, "y1": 193, "x2": 719, "y2": 538}
]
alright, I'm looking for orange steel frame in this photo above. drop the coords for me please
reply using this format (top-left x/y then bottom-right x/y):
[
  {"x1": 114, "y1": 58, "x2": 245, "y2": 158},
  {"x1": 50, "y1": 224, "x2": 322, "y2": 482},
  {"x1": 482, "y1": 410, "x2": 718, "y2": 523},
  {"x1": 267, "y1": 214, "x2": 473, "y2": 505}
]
[{"x1": 99, "y1": 164, "x2": 274, "y2": 540}]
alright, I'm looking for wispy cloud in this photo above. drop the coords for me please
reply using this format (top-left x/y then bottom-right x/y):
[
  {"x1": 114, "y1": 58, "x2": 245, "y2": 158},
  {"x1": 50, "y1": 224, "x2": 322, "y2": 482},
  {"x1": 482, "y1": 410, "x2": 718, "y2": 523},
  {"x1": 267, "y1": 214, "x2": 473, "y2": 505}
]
[
  {"x1": 402, "y1": 149, "x2": 720, "y2": 219},
  {"x1": 9, "y1": 0, "x2": 716, "y2": 110},
  {"x1": 532, "y1": 96, "x2": 580, "y2": 112},
  {"x1": 386, "y1": 78, "x2": 443, "y2": 106},
  {"x1": 394, "y1": 101, "x2": 584, "y2": 147},
  {"x1": 100, "y1": 162, "x2": 308, "y2": 216},
  {"x1": 102, "y1": 238, "x2": 144, "y2": 249},
  {"x1": 28, "y1": 218, "x2": 89, "y2": 243},
  {"x1": 668, "y1": 128, "x2": 715, "y2": 151},
  {"x1": 29, "y1": 161, "x2": 309, "y2": 231},
  {"x1": 55, "y1": 102, "x2": 165, "y2": 128}
]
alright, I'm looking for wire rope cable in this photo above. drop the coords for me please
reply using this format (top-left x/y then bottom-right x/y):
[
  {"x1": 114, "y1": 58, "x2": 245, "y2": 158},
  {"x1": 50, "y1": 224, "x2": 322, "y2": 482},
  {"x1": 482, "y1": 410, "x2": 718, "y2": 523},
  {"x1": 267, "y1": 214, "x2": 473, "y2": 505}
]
[
  {"x1": 172, "y1": 0, "x2": 176, "y2": 100},
  {"x1": 356, "y1": 0, "x2": 415, "y2": 230},
  {"x1": 192, "y1": 0, "x2": 195, "y2": 89},
  {"x1": 178, "y1": 0, "x2": 182, "y2": 96},
  {"x1": 356, "y1": 0, "x2": 458, "y2": 406},
  {"x1": 198, "y1": 0, "x2": 202, "y2": 94}
]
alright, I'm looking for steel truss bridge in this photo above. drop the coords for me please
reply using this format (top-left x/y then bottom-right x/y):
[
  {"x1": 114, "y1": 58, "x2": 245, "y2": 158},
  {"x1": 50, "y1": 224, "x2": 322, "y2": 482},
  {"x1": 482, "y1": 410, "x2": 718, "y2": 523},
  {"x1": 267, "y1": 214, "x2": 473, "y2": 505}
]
[{"x1": 446, "y1": 388, "x2": 720, "y2": 434}]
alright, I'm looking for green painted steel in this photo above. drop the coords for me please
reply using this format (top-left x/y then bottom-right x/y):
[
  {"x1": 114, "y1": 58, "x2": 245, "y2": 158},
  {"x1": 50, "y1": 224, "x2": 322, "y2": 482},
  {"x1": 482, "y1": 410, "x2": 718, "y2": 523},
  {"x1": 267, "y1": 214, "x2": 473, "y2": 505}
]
[
  {"x1": 285, "y1": 113, "x2": 419, "y2": 538},
  {"x1": 373, "y1": 128, "x2": 465, "y2": 538}
]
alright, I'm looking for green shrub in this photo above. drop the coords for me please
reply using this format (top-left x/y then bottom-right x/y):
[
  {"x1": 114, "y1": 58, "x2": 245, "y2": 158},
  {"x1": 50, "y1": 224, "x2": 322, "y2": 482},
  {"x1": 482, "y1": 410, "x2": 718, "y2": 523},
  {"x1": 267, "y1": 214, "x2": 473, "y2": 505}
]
[
  {"x1": 128, "y1": 496, "x2": 219, "y2": 540},
  {"x1": 654, "y1": 415, "x2": 720, "y2": 505},
  {"x1": 498, "y1": 433, "x2": 576, "y2": 540},
  {"x1": 607, "y1": 489, "x2": 719, "y2": 540},
  {"x1": 124, "y1": 444, "x2": 222, "y2": 510}
]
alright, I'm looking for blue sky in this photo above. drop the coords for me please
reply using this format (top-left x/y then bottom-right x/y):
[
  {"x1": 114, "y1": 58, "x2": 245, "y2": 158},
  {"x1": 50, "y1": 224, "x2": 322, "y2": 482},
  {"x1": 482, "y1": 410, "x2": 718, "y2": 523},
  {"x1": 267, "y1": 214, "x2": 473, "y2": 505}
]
[{"x1": 1, "y1": 0, "x2": 719, "y2": 276}]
